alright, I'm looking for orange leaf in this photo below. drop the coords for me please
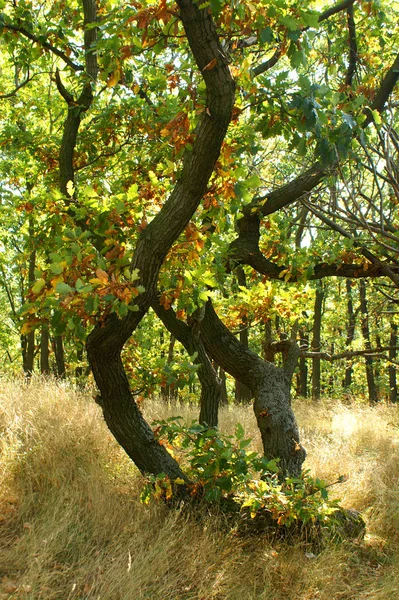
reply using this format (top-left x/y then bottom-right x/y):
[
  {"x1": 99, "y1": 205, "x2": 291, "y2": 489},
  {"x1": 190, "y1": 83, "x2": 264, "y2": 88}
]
[
  {"x1": 95, "y1": 268, "x2": 109, "y2": 282},
  {"x1": 202, "y1": 58, "x2": 217, "y2": 71}
]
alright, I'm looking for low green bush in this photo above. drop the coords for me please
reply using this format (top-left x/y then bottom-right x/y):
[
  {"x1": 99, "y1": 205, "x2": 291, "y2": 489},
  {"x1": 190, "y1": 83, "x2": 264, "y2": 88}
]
[{"x1": 141, "y1": 418, "x2": 344, "y2": 532}]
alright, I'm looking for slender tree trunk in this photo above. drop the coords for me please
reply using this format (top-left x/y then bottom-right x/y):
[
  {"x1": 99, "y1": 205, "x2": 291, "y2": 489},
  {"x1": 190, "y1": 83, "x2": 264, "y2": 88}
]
[
  {"x1": 75, "y1": 344, "x2": 84, "y2": 378},
  {"x1": 22, "y1": 331, "x2": 35, "y2": 375},
  {"x1": 389, "y1": 321, "x2": 398, "y2": 403},
  {"x1": 152, "y1": 302, "x2": 222, "y2": 428},
  {"x1": 234, "y1": 267, "x2": 252, "y2": 403},
  {"x1": 298, "y1": 327, "x2": 308, "y2": 397},
  {"x1": 359, "y1": 279, "x2": 378, "y2": 403},
  {"x1": 52, "y1": 335, "x2": 66, "y2": 379},
  {"x1": 40, "y1": 325, "x2": 50, "y2": 375},
  {"x1": 344, "y1": 279, "x2": 356, "y2": 389},
  {"x1": 23, "y1": 216, "x2": 36, "y2": 376},
  {"x1": 312, "y1": 283, "x2": 324, "y2": 400},
  {"x1": 165, "y1": 334, "x2": 177, "y2": 400}
]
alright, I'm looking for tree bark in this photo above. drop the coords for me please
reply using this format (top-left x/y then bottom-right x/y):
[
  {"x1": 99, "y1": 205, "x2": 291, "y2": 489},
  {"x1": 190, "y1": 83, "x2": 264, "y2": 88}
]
[
  {"x1": 344, "y1": 279, "x2": 356, "y2": 389},
  {"x1": 52, "y1": 335, "x2": 66, "y2": 379},
  {"x1": 201, "y1": 301, "x2": 305, "y2": 477},
  {"x1": 359, "y1": 279, "x2": 378, "y2": 403},
  {"x1": 40, "y1": 325, "x2": 50, "y2": 375},
  {"x1": 389, "y1": 321, "x2": 398, "y2": 403},
  {"x1": 312, "y1": 283, "x2": 324, "y2": 400}
]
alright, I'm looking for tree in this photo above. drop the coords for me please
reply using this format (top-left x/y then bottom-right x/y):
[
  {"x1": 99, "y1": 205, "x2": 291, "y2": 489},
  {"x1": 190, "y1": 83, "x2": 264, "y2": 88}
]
[{"x1": 1, "y1": 0, "x2": 399, "y2": 482}]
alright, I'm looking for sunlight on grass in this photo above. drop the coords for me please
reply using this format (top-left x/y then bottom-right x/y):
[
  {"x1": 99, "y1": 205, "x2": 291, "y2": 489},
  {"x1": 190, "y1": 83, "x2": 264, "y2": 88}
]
[{"x1": 1, "y1": 377, "x2": 399, "y2": 599}]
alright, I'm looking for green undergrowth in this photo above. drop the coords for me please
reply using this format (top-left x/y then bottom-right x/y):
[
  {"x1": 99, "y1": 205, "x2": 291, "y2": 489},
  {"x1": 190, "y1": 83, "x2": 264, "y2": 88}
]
[{"x1": 142, "y1": 417, "x2": 358, "y2": 543}]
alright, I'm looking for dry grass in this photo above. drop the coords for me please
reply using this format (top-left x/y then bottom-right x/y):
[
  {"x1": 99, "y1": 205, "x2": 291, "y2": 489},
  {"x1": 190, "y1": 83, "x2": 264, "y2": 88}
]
[{"x1": 1, "y1": 378, "x2": 399, "y2": 599}]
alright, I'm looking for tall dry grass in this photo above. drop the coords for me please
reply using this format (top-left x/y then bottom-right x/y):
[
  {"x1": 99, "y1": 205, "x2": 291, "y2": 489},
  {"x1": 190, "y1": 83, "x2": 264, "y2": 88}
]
[{"x1": 1, "y1": 377, "x2": 399, "y2": 599}]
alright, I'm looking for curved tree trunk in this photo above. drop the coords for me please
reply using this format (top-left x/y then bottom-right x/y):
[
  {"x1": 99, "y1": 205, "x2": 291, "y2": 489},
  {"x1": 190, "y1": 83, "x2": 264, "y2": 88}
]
[
  {"x1": 201, "y1": 301, "x2": 306, "y2": 477},
  {"x1": 86, "y1": 0, "x2": 236, "y2": 478}
]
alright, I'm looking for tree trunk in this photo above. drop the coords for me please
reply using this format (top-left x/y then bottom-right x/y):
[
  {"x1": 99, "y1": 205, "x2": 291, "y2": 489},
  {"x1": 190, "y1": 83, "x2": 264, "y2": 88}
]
[
  {"x1": 359, "y1": 279, "x2": 378, "y2": 403},
  {"x1": 312, "y1": 283, "x2": 324, "y2": 400},
  {"x1": 52, "y1": 335, "x2": 66, "y2": 379},
  {"x1": 389, "y1": 321, "x2": 398, "y2": 403},
  {"x1": 89, "y1": 344, "x2": 188, "y2": 480},
  {"x1": 40, "y1": 325, "x2": 50, "y2": 375},
  {"x1": 298, "y1": 327, "x2": 309, "y2": 397},
  {"x1": 164, "y1": 334, "x2": 178, "y2": 400},
  {"x1": 22, "y1": 331, "x2": 35, "y2": 375},
  {"x1": 234, "y1": 267, "x2": 252, "y2": 403},
  {"x1": 86, "y1": 0, "x2": 236, "y2": 479},
  {"x1": 201, "y1": 301, "x2": 306, "y2": 477},
  {"x1": 75, "y1": 344, "x2": 84, "y2": 378},
  {"x1": 23, "y1": 216, "x2": 36, "y2": 376},
  {"x1": 152, "y1": 301, "x2": 222, "y2": 428},
  {"x1": 343, "y1": 279, "x2": 356, "y2": 389}
]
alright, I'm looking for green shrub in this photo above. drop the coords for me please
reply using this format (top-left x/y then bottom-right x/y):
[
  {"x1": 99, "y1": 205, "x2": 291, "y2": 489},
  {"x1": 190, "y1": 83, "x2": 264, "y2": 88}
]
[{"x1": 141, "y1": 418, "x2": 343, "y2": 530}]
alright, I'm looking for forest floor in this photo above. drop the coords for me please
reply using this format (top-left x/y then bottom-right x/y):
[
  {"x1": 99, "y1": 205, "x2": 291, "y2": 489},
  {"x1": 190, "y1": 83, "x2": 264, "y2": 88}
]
[{"x1": 1, "y1": 377, "x2": 399, "y2": 600}]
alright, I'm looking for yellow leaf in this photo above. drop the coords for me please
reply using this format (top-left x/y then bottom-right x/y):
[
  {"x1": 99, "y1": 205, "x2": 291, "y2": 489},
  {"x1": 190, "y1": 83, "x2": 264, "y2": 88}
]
[
  {"x1": 21, "y1": 322, "x2": 33, "y2": 335},
  {"x1": 107, "y1": 68, "x2": 121, "y2": 88},
  {"x1": 66, "y1": 180, "x2": 74, "y2": 197}
]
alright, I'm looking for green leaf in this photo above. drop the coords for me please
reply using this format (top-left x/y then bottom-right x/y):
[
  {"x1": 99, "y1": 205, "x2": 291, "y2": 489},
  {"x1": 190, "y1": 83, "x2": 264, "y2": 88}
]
[
  {"x1": 55, "y1": 282, "x2": 74, "y2": 295},
  {"x1": 260, "y1": 27, "x2": 273, "y2": 44},
  {"x1": 32, "y1": 278, "x2": 46, "y2": 294}
]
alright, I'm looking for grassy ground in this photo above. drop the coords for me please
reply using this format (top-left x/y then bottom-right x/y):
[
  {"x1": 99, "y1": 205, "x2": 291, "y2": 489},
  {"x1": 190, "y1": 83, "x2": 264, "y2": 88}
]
[{"x1": 1, "y1": 377, "x2": 399, "y2": 599}]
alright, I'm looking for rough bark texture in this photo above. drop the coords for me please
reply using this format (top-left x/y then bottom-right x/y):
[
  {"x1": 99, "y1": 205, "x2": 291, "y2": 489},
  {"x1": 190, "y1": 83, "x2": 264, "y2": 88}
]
[{"x1": 201, "y1": 301, "x2": 306, "y2": 477}]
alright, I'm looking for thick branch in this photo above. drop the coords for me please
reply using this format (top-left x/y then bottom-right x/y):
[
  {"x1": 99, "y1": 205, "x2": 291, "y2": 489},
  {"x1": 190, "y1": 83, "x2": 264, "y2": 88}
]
[
  {"x1": 243, "y1": 161, "x2": 326, "y2": 218},
  {"x1": 364, "y1": 53, "x2": 399, "y2": 126},
  {"x1": 318, "y1": 0, "x2": 356, "y2": 23}
]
